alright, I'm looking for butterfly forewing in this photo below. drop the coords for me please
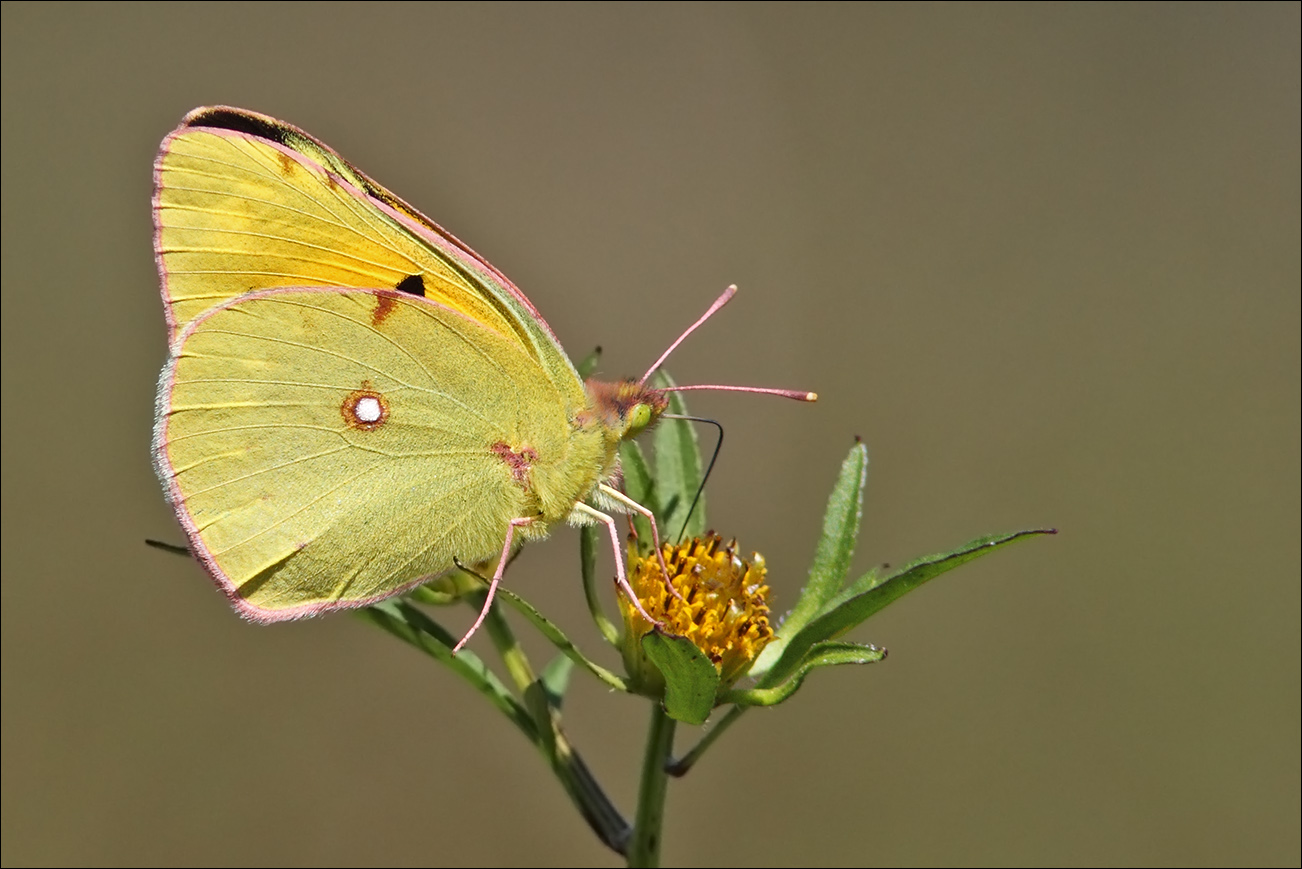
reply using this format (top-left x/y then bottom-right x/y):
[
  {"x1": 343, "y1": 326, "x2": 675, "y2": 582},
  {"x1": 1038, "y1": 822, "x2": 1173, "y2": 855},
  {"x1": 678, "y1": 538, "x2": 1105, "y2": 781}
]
[{"x1": 154, "y1": 110, "x2": 587, "y2": 404}]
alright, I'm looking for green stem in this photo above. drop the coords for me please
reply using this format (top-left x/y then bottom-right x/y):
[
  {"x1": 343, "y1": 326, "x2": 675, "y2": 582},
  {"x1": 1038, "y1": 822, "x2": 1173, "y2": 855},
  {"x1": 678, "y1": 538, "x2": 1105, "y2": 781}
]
[
  {"x1": 477, "y1": 589, "x2": 536, "y2": 692},
  {"x1": 354, "y1": 604, "x2": 538, "y2": 743},
  {"x1": 477, "y1": 588, "x2": 633, "y2": 855},
  {"x1": 581, "y1": 525, "x2": 621, "y2": 646},
  {"x1": 542, "y1": 710, "x2": 632, "y2": 855},
  {"x1": 628, "y1": 704, "x2": 676, "y2": 867}
]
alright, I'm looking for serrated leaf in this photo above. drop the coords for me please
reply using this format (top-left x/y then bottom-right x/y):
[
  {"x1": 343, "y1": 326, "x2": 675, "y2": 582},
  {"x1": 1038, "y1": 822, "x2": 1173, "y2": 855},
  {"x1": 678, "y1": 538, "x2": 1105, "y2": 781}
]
[
  {"x1": 763, "y1": 529, "x2": 1055, "y2": 687},
  {"x1": 652, "y1": 372, "x2": 706, "y2": 541},
  {"x1": 724, "y1": 641, "x2": 886, "y2": 707},
  {"x1": 641, "y1": 631, "x2": 719, "y2": 725},
  {"x1": 754, "y1": 441, "x2": 868, "y2": 677}
]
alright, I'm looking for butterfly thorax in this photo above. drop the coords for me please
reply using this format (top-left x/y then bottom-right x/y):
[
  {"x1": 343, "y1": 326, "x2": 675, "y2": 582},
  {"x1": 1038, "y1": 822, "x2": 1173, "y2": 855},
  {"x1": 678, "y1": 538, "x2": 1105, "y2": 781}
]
[{"x1": 530, "y1": 379, "x2": 668, "y2": 530}]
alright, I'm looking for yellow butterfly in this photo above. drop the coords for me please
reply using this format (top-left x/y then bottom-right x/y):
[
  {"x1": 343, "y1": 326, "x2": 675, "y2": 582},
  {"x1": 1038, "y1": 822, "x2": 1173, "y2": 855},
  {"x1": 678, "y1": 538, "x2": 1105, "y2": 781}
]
[{"x1": 152, "y1": 106, "x2": 813, "y2": 648}]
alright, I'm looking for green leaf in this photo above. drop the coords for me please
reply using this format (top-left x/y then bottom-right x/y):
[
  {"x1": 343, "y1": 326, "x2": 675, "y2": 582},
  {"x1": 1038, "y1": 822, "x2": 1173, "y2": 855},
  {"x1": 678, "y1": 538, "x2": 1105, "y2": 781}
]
[
  {"x1": 363, "y1": 601, "x2": 630, "y2": 854},
  {"x1": 575, "y1": 346, "x2": 603, "y2": 378},
  {"x1": 794, "y1": 440, "x2": 869, "y2": 618},
  {"x1": 754, "y1": 441, "x2": 868, "y2": 677},
  {"x1": 641, "y1": 631, "x2": 719, "y2": 725},
  {"x1": 496, "y1": 588, "x2": 630, "y2": 692},
  {"x1": 672, "y1": 641, "x2": 885, "y2": 776},
  {"x1": 763, "y1": 529, "x2": 1056, "y2": 687},
  {"x1": 540, "y1": 655, "x2": 575, "y2": 711},
  {"x1": 838, "y1": 563, "x2": 887, "y2": 599},
  {"x1": 724, "y1": 641, "x2": 886, "y2": 707},
  {"x1": 356, "y1": 601, "x2": 536, "y2": 739},
  {"x1": 618, "y1": 439, "x2": 657, "y2": 548},
  {"x1": 652, "y1": 371, "x2": 706, "y2": 541}
]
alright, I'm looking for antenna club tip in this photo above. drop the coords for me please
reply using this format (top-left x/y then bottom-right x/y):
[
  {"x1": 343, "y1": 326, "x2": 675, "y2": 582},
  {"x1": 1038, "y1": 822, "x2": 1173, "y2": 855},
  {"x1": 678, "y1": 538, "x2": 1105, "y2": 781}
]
[{"x1": 805, "y1": 391, "x2": 818, "y2": 402}]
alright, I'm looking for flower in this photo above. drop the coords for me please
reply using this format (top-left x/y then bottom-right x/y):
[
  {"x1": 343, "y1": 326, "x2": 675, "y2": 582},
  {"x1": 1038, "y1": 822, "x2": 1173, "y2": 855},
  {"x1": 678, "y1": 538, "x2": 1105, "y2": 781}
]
[{"x1": 619, "y1": 534, "x2": 775, "y2": 693}]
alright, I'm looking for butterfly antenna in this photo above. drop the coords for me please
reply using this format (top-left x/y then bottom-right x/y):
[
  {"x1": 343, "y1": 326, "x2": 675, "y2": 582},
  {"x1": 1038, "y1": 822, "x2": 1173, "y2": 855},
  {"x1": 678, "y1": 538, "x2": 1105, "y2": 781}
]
[
  {"x1": 639, "y1": 284, "x2": 817, "y2": 402},
  {"x1": 640, "y1": 285, "x2": 738, "y2": 385},
  {"x1": 660, "y1": 384, "x2": 818, "y2": 402},
  {"x1": 661, "y1": 415, "x2": 724, "y2": 542}
]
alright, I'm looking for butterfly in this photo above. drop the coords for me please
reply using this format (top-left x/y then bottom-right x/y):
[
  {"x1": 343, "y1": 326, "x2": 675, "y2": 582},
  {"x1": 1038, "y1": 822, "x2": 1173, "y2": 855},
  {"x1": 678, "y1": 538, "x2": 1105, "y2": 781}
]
[{"x1": 152, "y1": 106, "x2": 813, "y2": 649}]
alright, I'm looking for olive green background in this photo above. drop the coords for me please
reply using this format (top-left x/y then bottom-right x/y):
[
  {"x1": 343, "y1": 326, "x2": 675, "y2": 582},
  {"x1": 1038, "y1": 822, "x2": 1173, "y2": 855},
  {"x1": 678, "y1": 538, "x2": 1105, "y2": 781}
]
[{"x1": 2, "y1": 3, "x2": 1297, "y2": 866}]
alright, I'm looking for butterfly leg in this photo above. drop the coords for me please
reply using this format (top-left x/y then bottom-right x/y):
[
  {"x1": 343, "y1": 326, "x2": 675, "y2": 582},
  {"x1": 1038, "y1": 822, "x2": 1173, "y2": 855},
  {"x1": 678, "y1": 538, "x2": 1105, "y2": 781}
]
[
  {"x1": 597, "y1": 483, "x2": 684, "y2": 602},
  {"x1": 572, "y1": 502, "x2": 663, "y2": 627},
  {"x1": 453, "y1": 517, "x2": 535, "y2": 654}
]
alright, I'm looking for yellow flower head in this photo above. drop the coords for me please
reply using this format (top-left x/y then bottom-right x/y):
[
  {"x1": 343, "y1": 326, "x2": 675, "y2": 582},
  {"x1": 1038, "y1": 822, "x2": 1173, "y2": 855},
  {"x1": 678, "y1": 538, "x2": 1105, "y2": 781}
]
[{"x1": 620, "y1": 534, "x2": 775, "y2": 692}]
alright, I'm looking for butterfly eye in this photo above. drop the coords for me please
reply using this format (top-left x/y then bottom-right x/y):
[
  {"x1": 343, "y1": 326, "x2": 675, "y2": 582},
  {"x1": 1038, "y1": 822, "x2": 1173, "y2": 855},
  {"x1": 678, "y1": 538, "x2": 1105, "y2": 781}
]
[{"x1": 625, "y1": 402, "x2": 655, "y2": 437}]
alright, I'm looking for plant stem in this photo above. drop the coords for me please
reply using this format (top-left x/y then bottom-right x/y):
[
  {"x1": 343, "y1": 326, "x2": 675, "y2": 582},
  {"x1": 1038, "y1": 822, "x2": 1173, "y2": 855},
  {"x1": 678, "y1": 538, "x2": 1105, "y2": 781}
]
[
  {"x1": 628, "y1": 704, "x2": 676, "y2": 867},
  {"x1": 581, "y1": 525, "x2": 621, "y2": 645},
  {"x1": 477, "y1": 590, "x2": 633, "y2": 854},
  {"x1": 478, "y1": 589, "x2": 535, "y2": 692},
  {"x1": 545, "y1": 715, "x2": 632, "y2": 855}
]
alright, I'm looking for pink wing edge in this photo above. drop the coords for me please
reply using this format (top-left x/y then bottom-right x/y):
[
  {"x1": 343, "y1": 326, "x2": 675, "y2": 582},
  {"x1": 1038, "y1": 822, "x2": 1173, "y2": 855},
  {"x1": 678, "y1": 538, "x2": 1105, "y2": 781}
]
[
  {"x1": 151, "y1": 285, "x2": 487, "y2": 623},
  {"x1": 152, "y1": 107, "x2": 562, "y2": 350}
]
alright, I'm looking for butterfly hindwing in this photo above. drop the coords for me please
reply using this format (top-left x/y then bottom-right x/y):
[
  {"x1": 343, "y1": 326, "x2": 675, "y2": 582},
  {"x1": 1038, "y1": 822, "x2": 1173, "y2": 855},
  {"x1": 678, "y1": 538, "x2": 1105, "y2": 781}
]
[{"x1": 155, "y1": 286, "x2": 592, "y2": 620}]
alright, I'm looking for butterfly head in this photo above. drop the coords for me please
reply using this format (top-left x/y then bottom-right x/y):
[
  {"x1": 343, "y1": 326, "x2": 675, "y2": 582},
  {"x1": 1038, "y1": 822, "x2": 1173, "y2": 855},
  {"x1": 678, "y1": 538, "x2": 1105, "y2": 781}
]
[{"x1": 584, "y1": 379, "x2": 670, "y2": 441}]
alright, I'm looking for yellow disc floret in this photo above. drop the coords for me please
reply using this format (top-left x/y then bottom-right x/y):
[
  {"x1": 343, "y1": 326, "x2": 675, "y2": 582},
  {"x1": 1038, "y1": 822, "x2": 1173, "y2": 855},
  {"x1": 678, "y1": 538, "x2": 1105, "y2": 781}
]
[{"x1": 620, "y1": 534, "x2": 775, "y2": 691}]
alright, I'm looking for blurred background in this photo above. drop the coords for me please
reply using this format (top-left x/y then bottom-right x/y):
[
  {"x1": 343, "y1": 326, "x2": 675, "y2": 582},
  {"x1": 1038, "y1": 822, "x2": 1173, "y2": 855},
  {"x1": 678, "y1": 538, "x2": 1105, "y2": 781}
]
[{"x1": 3, "y1": 3, "x2": 1297, "y2": 866}]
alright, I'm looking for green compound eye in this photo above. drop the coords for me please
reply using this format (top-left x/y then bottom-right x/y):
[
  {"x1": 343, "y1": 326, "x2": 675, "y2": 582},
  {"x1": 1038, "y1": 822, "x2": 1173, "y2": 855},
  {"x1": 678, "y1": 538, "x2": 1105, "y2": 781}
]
[{"x1": 626, "y1": 402, "x2": 655, "y2": 437}]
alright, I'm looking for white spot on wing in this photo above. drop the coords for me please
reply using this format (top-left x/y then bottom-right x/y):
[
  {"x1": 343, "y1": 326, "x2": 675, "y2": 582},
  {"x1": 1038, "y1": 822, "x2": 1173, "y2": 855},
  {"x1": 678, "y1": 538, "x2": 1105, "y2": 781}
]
[{"x1": 354, "y1": 396, "x2": 382, "y2": 423}]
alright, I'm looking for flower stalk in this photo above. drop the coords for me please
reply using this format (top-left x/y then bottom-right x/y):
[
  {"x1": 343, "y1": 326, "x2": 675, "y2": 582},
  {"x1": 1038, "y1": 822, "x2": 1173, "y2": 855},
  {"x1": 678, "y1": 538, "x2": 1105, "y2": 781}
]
[{"x1": 629, "y1": 704, "x2": 676, "y2": 867}]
